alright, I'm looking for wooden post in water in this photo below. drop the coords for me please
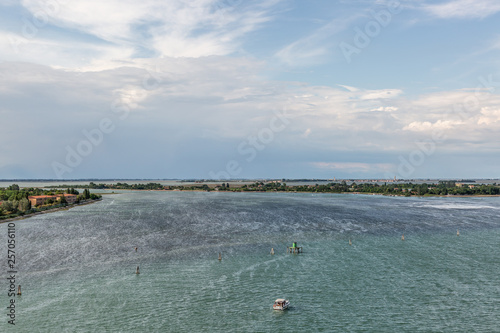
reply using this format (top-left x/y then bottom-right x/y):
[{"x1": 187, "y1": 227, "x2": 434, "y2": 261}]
[
  {"x1": 135, "y1": 247, "x2": 138, "y2": 252},
  {"x1": 457, "y1": 229, "x2": 460, "y2": 236},
  {"x1": 218, "y1": 252, "x2": 222, "y2": 261},
  {"x1": 136, "y1": 266, "x2": 140, "y2": 274},
  {"x1": 349, "y1": 239, "x2": 352, "y2": 246},
  {"x1": 401, "y1": 234, "x2": 405, "y2": 241},
  {"x1": 17, "y1": 285, "x2": 21, "y2": 296},
  {"x1": 270, "y1": 248, "x2": 275, "y2": 255}
]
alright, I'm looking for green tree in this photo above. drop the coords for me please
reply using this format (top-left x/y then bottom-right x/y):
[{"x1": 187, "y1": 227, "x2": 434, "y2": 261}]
[
  {"x1": 66, "y1": 188, "x2": 78, "y2": 195},
  {"x1": 59, "y1": 195, "x2": 67, "y2": 204},
  {"x1": 2, "y1": 201, "x2": 13, "y2": 213},
  {"x1": 10, "y1": 200, "x2": 19, "y2": 213},
  {"x1": 82, "y1": 189, "x2": 90, "y2": 199},
  {"x1": 18, "y1": 198, "x2": 31, "y2": 212}
]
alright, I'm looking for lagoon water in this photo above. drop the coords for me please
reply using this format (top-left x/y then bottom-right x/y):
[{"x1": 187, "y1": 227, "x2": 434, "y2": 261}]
[{"x1": 3, "y1": 192, "x2": 500, "y2": 332}]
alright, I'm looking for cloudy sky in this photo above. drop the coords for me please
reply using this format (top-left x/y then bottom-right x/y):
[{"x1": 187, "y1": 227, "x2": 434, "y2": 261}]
[{"x1": 1, "y1": 0, "x2": 499, "y2": 180}]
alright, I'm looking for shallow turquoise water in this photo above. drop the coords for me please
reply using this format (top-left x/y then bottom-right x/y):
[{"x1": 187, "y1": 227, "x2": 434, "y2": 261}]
[{"x1": 2, "y1": 192, "x2": 500, "y2": 332}]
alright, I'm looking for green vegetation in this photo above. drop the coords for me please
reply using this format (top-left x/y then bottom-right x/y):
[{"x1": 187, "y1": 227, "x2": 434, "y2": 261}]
[
  {"x1": 45, "y1": 181, "x2": 500, "y2": 196},
  {"x1": 0, "y1": 184, "x2": 102, "y2": 221},
  {"x1": 48, "y1": 182, "x2": 166, "y2": 190},
  {"x1": 238, "y1": 181, "x2": 500, "y2": 196}
]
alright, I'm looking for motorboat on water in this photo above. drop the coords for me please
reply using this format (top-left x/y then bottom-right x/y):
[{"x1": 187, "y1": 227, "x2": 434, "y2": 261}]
[{"x1": 273, "y1": 299, "x2": 290, "y2": 310}]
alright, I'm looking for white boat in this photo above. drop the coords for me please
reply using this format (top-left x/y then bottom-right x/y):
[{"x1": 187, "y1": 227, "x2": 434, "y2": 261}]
[{"x1": 273, "y1": 298, "x2": 290, "y2": 310}]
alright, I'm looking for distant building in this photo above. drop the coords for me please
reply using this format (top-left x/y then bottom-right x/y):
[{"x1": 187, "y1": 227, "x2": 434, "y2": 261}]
[
  {"x1": 28, "y1": 194, "x2": 77, "y2": 207},
  {"x1": 59, "y1": 193, "x2": 77, "y2": 204},
  {"x1": 28, "y1": 195, "x2": 54, "y2": 206}
]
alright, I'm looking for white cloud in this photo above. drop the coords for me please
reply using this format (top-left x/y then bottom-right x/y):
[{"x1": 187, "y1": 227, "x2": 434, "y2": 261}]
[
  {"x1": 478, "y1": 107, "x2": 500, "y2": 125},
  {"x1": 361, "y1": 89, "x2": 403, "y2": 100},
  {"x1": 301, "y1": 128, "x2": 312, "y2": 138},
  {"x1": 0, "y1": 31, "x2": 135, "y2": 70},
  {"x1": 274, "y1": 15, "x2": 361, "y2": 66},
  {"x1": 4, "y1": 0, "x2": 280, "y2": 70},
  {"x1": 2, "y1": 1, "x2": 500, "y2": 179},
  {"x1": 1, "y1": 61, "x2": 415, "y2": 178},
  {"x1": 3, "y1": 59, "x2": 499, "y2": 161},
  {"x1": 371, "y1": 106, "x2": 398, "y2": 112},
  {"x1": 424, "y1": 0, "x2": 500, "y2": 19},
  {"x1": 338, "y1": 84, "x2": 359, "y2": 92},
  {"x1": 402, "y1": 120, "x2": 463, "y2": 132}
]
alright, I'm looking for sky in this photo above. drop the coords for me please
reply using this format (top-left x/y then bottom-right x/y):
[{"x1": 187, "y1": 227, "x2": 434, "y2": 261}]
[{"x1": 1, "y1": 0, "x2": 499, "y2": 180}]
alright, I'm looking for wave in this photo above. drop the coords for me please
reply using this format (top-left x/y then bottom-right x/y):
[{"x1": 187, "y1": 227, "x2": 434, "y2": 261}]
[{"x1": 417, "y1": 203, "x2": 499, "y2": 210}]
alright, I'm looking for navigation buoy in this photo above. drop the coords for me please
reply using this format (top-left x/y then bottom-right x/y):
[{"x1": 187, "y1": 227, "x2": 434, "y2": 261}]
[
  {"x1": 17, "y1": 285, "x2": 21, "y2": 296},
  {"x1": 401, "y1": 234, "x2": 405, "y2": 241},
  {"x1": 270, "y1": 248, "x2": 275, "y2": 255},
  {"x1": 457, "y1": 229, "x2": 459, "y2": 236},
  {"x1": 218, "y1": 252, "x2": 222, "y2": 261},
  {"x1": 136, "y1": 266, "x2": 140, "y2": 274},
  {"x1": 349, "y1": 239, "x2": 352, "y2": 246}
]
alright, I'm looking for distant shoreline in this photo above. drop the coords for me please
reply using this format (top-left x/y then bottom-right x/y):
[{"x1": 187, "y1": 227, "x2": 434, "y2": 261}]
[
  {"x1": 71, "y1": 188, "x2": 500, "y2": 198},
  {"x1": 349, "y1": 192, "x2": 500, "y2": 197},
  {"x1": 50, "y1": 180, "x2": 499, "y2": 197}
]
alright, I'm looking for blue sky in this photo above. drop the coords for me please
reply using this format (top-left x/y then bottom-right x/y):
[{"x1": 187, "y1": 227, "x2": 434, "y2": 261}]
[{"x1": 1, "y1": 0, "x2": 499, "y2": 180}]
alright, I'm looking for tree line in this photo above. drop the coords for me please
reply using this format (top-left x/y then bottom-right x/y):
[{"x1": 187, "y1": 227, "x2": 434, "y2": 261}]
[{"x1": 42, "y1": 181, "x2": 500, "y2": 196}]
